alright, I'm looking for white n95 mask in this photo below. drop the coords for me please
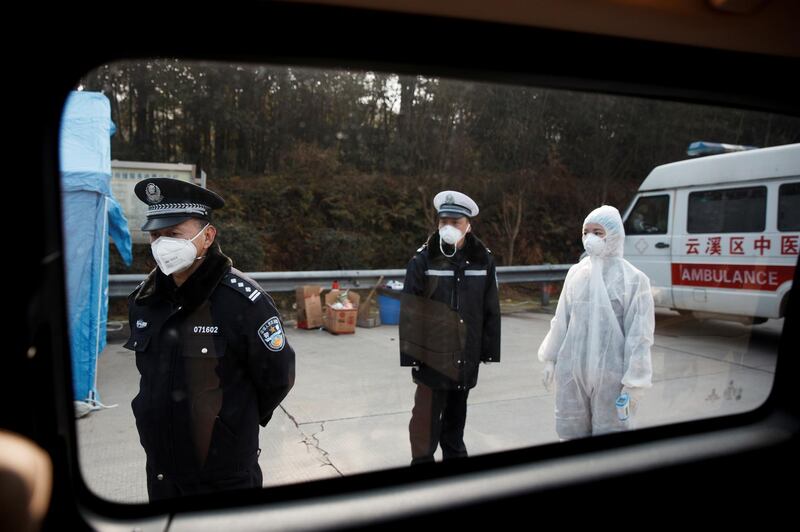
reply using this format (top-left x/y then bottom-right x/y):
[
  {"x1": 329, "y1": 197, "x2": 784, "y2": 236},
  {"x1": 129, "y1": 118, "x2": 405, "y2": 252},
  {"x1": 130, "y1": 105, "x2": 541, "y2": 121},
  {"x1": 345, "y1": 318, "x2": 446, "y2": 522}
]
[
  {"x1": 438, "y1": 224, "x2": 469, "y2": 258},
  {"x1": 439, "y1": 224, "x2": 463, "y2": 245},
  {"x1": 151, "y1": 223, "x2": 209, "y2": 275},
  {"x1": 582, "y1": 233, "x2": 606, "y2": 257}
]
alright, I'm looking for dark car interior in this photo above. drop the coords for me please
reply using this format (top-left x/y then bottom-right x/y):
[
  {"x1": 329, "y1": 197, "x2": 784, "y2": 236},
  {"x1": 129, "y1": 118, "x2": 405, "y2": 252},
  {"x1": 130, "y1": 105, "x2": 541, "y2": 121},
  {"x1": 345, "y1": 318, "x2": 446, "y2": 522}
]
[{"x1": 5, "y1": 0, "x2": 799, "y2": 529}]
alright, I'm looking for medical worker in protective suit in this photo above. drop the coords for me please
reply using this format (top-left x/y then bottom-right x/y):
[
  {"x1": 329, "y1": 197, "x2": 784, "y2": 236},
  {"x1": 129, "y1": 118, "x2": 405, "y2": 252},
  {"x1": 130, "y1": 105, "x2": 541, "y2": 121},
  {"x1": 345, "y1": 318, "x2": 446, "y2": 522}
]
[{"x1": 538, "y1": 205, "x2": 654, "y2": 440}]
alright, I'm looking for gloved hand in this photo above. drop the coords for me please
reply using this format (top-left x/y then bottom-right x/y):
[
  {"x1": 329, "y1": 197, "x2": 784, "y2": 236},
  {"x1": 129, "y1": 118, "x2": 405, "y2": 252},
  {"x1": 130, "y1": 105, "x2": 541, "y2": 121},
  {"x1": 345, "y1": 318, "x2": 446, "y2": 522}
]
[
  {"x1": 622, "y1": 386, "x2": 644, "y2": 414},
  {"x1": 542, "y1": 361, "x2": 556, "y2": 391}
]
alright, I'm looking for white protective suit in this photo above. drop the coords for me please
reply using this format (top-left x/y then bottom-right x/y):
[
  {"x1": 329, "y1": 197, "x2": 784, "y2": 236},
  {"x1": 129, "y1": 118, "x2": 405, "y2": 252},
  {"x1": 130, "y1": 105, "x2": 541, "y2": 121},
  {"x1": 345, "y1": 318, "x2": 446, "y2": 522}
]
[{"x1": 538, "y1": 205, "x2": 654, "y2": 439}]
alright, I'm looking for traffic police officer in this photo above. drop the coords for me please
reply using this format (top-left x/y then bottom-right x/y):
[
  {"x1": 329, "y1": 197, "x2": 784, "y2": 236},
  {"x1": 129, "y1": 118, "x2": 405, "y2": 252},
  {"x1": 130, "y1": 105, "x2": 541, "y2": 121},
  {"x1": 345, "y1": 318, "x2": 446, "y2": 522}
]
[
  {"x1": 124, "y1": 178, "x2": 295, "y2": 500},
  {"x1": 400, "y1": 190, "x2": 501, "y2": 464}
]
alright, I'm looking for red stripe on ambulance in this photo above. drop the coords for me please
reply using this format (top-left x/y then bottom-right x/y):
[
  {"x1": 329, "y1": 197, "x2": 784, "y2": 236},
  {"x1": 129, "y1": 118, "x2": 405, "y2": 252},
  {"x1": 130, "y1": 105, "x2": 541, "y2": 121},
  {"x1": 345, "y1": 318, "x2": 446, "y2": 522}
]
[{"x1": 671, "y1": 263, "x2": 795, "y2": 291}]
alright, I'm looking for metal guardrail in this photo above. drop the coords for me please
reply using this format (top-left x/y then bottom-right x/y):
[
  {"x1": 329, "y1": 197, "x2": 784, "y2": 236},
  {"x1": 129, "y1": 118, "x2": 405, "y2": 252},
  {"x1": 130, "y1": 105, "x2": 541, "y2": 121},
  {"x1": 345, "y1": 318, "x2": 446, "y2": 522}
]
[{"x1": 109, "y1": 264, "x2": 572, "y2": 302}]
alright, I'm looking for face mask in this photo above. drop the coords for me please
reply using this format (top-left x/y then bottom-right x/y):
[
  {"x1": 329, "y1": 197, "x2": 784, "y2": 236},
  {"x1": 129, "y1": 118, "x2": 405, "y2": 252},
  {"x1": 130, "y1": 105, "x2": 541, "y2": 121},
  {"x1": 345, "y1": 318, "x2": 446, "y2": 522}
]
[
  {"x1": 582, "y1": 233, "x2": 606, "y2": 257},
  {"x1": 438, "y1": 223, "x2": 469, "y2": 258},
  {"x1": 439, "y1": 224, "x2": 464, "y2": 245},
  {"x1": 151, "y1": 223, "x2": 209, "y2": 275}
]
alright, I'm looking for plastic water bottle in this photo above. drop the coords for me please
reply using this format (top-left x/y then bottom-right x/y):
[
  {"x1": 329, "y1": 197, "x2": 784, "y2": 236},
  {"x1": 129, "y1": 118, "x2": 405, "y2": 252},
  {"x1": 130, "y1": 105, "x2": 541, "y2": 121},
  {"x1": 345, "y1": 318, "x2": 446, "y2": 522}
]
[{"x1": 616, "y1": 392, "x2": 630, "y2": 421}]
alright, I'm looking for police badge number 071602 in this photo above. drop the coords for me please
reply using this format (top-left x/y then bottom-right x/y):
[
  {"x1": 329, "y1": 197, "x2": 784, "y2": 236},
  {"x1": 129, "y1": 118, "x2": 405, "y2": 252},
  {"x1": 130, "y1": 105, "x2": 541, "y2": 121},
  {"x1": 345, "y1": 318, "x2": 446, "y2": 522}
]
[{"x1": 259, "y1": 317, "x2": 285, "y2": 352}]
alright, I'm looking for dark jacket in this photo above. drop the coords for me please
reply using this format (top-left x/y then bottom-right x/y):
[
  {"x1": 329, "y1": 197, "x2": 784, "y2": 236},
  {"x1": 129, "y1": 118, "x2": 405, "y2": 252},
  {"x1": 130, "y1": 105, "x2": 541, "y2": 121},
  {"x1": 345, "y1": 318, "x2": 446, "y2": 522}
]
[
  {"x1": 399, "y1": 232, "x2": 501, "y2": 390},
  {"x1": 124, "y1": 244, "x2": 295, "y2": 481}
]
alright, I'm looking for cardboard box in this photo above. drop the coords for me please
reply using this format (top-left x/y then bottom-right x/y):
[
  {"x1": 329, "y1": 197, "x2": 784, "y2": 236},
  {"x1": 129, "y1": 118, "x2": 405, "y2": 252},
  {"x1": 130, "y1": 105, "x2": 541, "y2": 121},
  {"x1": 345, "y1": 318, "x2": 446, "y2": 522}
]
[
  {"x1": 296, "y1": 285, "x2": 323, "y2": 329},
  {"x1": 323, "y1": 289, "x2": 361, "y2": 334}
]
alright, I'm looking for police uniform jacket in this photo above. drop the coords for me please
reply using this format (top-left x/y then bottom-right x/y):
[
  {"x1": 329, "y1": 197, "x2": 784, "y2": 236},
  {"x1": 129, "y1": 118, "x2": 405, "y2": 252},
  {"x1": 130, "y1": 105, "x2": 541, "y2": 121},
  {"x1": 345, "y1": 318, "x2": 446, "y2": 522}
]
[
  {"x1": 125, "y1": 244, "x2": 295, "y2": 480},
  {"x1": 399, "y1": 232, "x2": 501, "y2": 390}
]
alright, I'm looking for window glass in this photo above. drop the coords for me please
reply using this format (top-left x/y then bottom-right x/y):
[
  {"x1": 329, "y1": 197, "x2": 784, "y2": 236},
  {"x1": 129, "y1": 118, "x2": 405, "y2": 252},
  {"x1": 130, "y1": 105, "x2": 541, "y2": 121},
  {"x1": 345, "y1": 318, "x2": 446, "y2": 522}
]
[
  {"x1": 63, "y1": 60, "x2": 797, "y2": 503},
  {"x1": 624, "y1": 195, "x2": 669, "y2": 235},
  {"x1": 688, "y1": 186, "x2": 767, "y2": 233},
  {"x1": 778, "y1": 182, "x2": 800, "y2": 231}
]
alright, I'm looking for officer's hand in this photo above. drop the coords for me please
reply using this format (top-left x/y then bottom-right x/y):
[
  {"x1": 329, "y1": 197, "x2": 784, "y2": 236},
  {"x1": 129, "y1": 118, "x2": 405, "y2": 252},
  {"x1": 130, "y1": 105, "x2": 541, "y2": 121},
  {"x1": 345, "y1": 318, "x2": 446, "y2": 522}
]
[{"x1": 542, "y1": 361, "x2": 556, "y2": 391}]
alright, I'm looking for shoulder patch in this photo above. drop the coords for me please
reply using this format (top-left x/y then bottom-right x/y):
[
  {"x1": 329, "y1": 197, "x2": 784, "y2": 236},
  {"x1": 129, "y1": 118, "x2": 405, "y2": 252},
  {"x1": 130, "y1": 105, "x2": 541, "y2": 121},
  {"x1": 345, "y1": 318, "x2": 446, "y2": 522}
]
[
  {"x1": 258, "y1": 316, "x2": 285, "y2": 352},
  {"x1": 222, "y1": 272, "x2": 264, "y2": 304}
]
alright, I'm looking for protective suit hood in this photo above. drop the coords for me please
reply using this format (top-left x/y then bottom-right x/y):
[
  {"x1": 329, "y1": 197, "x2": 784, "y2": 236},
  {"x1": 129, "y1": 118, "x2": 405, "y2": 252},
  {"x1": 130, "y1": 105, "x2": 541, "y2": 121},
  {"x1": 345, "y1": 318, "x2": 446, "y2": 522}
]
[{"x1": 582, "y1": 205, "x2": 625, "y2": 258}]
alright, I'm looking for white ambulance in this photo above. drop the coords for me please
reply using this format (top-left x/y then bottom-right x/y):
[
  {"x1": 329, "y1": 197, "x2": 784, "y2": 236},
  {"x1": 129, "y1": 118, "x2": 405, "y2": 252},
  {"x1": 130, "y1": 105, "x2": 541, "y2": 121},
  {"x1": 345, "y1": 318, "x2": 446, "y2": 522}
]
[{"x1": 621, "y1": 143, "x2": 800, "y2": 323}]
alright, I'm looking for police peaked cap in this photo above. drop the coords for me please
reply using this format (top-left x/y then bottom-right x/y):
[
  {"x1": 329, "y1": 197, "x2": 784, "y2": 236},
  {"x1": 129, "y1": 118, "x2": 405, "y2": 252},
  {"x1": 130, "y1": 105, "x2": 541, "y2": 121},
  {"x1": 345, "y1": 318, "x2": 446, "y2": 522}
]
[
  {"x1": 433, "y1": 190, "x2": 480, "y2": 218},
  {"x1": 134, "y1": 177, "x2": 225, "y2": 231}
]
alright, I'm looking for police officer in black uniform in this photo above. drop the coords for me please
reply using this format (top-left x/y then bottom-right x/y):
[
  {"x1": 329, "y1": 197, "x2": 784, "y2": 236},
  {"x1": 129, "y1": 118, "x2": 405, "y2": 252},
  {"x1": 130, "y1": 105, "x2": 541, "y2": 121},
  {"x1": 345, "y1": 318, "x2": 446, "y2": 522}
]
[
  {"x1": 400, "y1": 190, "x2": 501, "y2": 465},
  {"x1": 124, "y1": 178, "x2": 295, "y2": 500}
]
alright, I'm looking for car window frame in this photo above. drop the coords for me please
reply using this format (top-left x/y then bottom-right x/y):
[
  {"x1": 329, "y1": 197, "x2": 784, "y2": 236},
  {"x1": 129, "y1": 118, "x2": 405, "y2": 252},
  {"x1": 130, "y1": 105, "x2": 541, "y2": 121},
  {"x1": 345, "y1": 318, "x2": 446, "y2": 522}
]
[{"x1": 30, "y1": 2, "x2": 800, "y2": 526}]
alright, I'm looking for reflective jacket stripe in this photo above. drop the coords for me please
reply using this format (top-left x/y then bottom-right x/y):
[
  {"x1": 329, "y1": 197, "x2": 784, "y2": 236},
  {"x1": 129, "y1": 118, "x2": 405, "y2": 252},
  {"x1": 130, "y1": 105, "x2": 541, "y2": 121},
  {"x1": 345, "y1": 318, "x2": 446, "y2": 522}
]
[{"x1": 425, "y1": 270, "x2": 455, "y2": 276}]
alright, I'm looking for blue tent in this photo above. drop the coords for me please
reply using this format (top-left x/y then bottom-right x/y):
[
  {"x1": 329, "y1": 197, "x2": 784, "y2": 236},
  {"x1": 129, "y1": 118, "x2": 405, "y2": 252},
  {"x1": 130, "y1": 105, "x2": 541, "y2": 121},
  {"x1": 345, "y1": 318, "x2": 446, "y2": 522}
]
[{"x1": 60, "y1": 90, "x2": 132, "y2": 408}]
